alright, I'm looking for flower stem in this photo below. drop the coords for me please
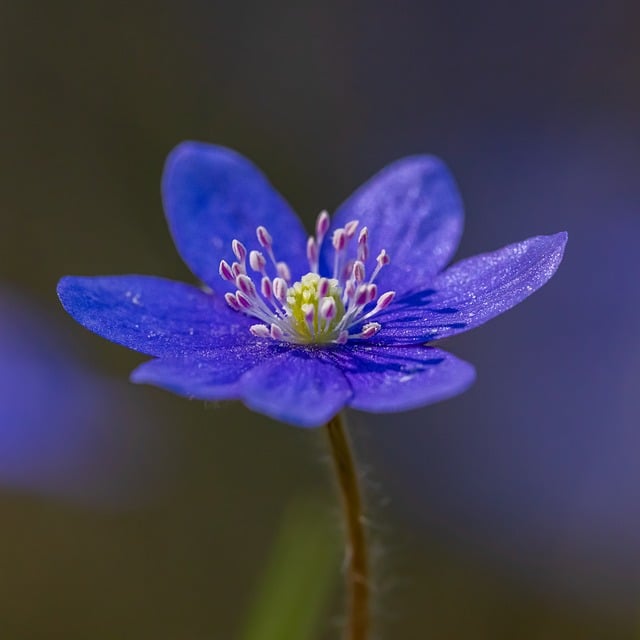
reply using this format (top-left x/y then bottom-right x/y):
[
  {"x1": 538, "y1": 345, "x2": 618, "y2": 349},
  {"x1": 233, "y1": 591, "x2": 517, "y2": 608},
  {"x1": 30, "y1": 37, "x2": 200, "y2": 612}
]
[{"x1": 325, "y1": 413, "x2": 370, "y2": 640}]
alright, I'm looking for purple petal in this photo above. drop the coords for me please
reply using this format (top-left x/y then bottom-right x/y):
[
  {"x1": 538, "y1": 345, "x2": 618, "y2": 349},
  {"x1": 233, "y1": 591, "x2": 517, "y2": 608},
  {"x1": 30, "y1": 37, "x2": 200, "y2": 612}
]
[
  {"x1": 375, "y1": 232, "x2": 568, "y2": 343},
  {"x1": 130, "y1": 340, "x2": 282, "y2": 400},
  {"x1": 57, "y1": 275, "x2": 253, "y2": 357},
  {"x1": 323, "y1": 156, "x2": 464, "y2": 294},
  {"x1": 239, "y1": 350, "x2": 352, "y2": 428},
  {"x1": 162, "y1": 142, "x2": 309, "y2": 291},
  {"x1": 326, "y1": 345, "x2": 475, "y2": 412}
]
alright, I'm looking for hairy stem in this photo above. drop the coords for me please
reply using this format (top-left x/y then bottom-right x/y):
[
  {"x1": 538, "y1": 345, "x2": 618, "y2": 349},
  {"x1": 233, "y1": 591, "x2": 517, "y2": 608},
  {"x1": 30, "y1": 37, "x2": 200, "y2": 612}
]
[{"x1": 325, "y1": 413, "x2": 370, "y2": 640}]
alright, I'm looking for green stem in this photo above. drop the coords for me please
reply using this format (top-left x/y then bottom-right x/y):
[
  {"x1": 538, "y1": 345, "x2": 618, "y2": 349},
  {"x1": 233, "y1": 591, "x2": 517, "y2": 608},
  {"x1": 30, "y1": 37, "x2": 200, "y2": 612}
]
[{"x1": 325, "y1": 413, "x2": 370, "y2": 640}]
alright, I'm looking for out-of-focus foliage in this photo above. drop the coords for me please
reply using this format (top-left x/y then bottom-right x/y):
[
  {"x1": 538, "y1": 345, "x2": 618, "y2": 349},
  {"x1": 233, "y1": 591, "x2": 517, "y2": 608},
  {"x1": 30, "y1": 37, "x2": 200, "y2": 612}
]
[{"x1": 240, "y1": 497, "x2": 339, "y2": 640}]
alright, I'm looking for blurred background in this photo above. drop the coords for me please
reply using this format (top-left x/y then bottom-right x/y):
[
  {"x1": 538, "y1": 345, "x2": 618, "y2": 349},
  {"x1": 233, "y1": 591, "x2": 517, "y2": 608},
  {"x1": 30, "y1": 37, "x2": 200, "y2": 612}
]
[{"x1": 2, "y1": 1, "x2": 640, "y2": 638}]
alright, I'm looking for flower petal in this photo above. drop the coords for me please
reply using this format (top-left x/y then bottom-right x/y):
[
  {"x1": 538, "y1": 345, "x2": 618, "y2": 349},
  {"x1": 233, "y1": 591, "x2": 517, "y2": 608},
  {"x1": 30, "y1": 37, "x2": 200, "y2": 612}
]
[
  {"x1": 162, "y1": 142, "x2": 309, "y2": 290},
  {"x1": 324, "y1": 156, "x2": 464, "y2": 294},
  {"x1": 130, "y1": 340, "x2": 282, "y2": 400},
  {"x1": 326, "y1": 345, "x2": 475, "y2": 412},
  {"x1": 57, "y1": 275, "x2": 253, "y2": 357},
  {"x1": 239, "y1": 349, "x2": 352, "y2": 428},
  {"x1": 375, "y1": 232, "x2": 568, "y2": 343}
]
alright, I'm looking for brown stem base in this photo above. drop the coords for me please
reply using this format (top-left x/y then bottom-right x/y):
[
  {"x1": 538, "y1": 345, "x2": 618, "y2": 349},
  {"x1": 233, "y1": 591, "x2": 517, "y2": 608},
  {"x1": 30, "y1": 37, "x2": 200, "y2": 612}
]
[{"x1": 325, "y1": 413, "x2": 370, "y2": 640}]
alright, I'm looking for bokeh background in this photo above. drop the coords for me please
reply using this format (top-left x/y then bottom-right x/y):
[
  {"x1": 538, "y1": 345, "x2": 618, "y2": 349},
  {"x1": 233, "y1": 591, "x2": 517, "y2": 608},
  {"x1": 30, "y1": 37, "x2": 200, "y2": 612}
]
[{"x1": 2, "y1": 1, "x2": 640, "y2": 638}]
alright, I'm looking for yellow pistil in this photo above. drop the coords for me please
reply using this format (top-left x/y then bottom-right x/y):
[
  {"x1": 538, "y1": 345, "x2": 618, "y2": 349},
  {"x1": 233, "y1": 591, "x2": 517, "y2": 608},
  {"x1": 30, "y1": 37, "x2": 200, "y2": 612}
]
[{"x1": 285, "y1": 273, "x2": 344, "y2": 342}]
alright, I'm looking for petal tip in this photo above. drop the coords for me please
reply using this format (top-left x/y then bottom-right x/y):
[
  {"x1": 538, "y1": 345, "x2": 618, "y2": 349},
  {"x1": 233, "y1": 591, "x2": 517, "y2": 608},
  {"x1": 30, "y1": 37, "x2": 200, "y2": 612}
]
[
  {"x1": 542, "y1": 230, "x2": 569, "y2": 273},
  {"x1": 56, "y1": 275, "x2": 88, "y2": 314}
]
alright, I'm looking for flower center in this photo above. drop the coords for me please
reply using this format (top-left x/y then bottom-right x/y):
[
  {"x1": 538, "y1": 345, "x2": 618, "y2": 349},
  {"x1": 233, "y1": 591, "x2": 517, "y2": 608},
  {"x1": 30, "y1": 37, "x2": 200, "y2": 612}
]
[
  {"x1": 286, "y1": 273, "x2": 344, "y2": 342},
  {"x1": 219, "y1": 211, "x2": 395, "y2": 344}
]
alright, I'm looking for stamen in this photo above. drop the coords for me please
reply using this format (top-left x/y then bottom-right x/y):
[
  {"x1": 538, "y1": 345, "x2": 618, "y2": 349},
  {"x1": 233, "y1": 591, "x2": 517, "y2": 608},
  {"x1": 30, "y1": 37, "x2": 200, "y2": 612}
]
[
  {"x1": 344, "y1": 280, "x2": 356, "y2": 301},
  {"x1": 344, "y1": 220, "x2": 359, "y2": 239},
  {"x1": 318, "y1": 277, "x2": 330, "y2": 298},
  {"x1": 342, "y1": 260, "x2": 354, "y2": 282},
  {"x1": 235, "y1": 291, "x2": 252, "y2": 310},
  {"x1": 273, "y1": 278, "x2": 288, "y2": 304},
  {"x1": 260, "y1": 276, "x2": 272, "y2": 299},
  {"x1": 250, "y1": 324, "x2": 270, "y2": 338},
  {"x1": 359, "y1": 322, "x2": 381, "y2": 339},
  {"x1": 357, "y1": 227, "x2": 369, "y2": 262},
  {"x1": 219, "y1": 260, "x2": 234, "y2": 282},
  {"x1": 374, "y1": 290, "x2": 395, "y2": 311},
  {"x1": 256, "y1": 226, "x2": 272, "y2": 250},
  {"x1": 232, "y1": 239, "x2": 247, "y2": 262},
  {"x1": 249, "y1": 250, "x2": 267, "y2": 273},
  {"x1": 377, "y1": 249, "x2": 390, "y2": 266},
  {"x1": 316, "y1": 210, "x2": 330, "y2": 241},
  {"x1": 231, "y1": 262, "x2": 243, "y2": 278},
  {"x1": 307, "y1": 237, "x2": 318, "y2": 270},
  {"x1": 320, "y1": 297, "x2": 336, "y2": 321},
  {"x1": 302, "y1": 303, "x2": 315, "y2": 323},
  {"x1": 361, "y1": 290, "x2": 396, "y2": 323},
  {"x1": 369, "y1": 249, "x2": 390, "y2": 283},
  {"x1": 332, "y1": 228, "x2": 347, "y2": 251},
  {"x1": 353, "y1": 261, "x2": 365, "y2": 283},
  {"x1": 366, "y1": 284, "x2": 378, "y2": 304},
  {"x1": 222, "y1": 216, "x2": 394, "y2": 344},
  {"x1": 277, "y1": 262, "x2": 291, "y2": 282},
  {"x1": 354, "y1": 285, "x2": 369, "y2": 307},
  {"x1": 224, "y1": 292, "x2": 241, "y2": 311},
  {"x1": 332, "y1": 228, "x2": 348, "y2": 280},
  {"x1": 236, "y1": 274, "x2": 256, "y2": 297}
]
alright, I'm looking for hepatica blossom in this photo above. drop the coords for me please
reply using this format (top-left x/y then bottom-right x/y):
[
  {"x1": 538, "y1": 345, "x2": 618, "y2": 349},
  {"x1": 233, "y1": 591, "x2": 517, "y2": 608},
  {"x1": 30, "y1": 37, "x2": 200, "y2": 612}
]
[{"x1": 57, "y1": 142, "x2": 567, "y2": 427}]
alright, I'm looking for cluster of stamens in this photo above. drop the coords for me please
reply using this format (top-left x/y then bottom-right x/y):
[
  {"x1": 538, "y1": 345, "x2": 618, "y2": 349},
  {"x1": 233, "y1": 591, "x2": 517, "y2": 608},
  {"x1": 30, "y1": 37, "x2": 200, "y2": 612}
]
[{"x1": 219, "y1": 211, "x2": 395, "y2": 344}]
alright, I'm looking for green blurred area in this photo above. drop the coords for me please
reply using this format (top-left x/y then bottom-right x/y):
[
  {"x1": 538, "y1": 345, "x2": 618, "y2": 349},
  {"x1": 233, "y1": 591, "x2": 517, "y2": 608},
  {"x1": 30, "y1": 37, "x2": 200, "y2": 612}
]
[
  {"x1": 240, "y1": 496, "x2": 339, "y2": 640},
  {"x1": 2, "y1": 1, "x2": 639, "y2": 638}
]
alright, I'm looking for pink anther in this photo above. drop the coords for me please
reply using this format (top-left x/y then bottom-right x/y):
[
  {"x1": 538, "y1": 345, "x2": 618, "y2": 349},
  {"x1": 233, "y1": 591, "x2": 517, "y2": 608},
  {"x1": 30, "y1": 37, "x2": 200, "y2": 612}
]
[
  {"x1": 360, "y1": 322, "x2": 381, "y2": 339},
  {"x1": 302, "y1": 303, "x2": 315, "y2": 323},
  {"x1": 316, "y1": 210, "x2": 330, "y2": 240},
  {"x1": 250, "y1": 324, "x2": 271, "y2": 338},
  {"x1": 344, "y1": 220, "x2": 359, "y2": 238},
  {"x1": 318, "y1": 277, "x2": 330, "y2": 298},
  {"x1": 219, "y1": 260, "x2": 234, "y2": 282},
  {"x1": 354, "y1": 285, "x2": 369, "y2": 307},
  {"x1": 357, "y1": 227, "x2": 369, "y2": 262},
  {"x1": 307, "y1": 237, "x2": 318, "y2": 266},
  {"x1": 344, "y1": 280, "x2": 356, "y2": 300},
  {"x1": 375, "y1": 291, "x2": 395, "y2": 311},
  {"x1": 276, "y1": 261, "x2": 291, "y2": 282},
  {"x1": 236, "y1": 274, "x2": 256, "y2": 297},
  {"x1": 332, "y1": 228, "x2": 347, "y2": 251},
  {"x1": 235, "y1": 291, "x2": 252, "y2": 310},
  {"x1": 231, "y1": 262, "x2": 243, "y2": 278},
  {"x1": 261, "y1": 276, "x2": 272, "y2": 299},
  {"x1": 320, "y1": 297, "x2": 336, "y2": 321},
  {"x1": 224, "y1": 292, "x2": 241, "y2": 311},
  {"x1": 249, "y1": 250, "x2": 267, "y2": 273},
  {"x1": 377, "y1": 249, "x2": 390, "y2": 266},
  {"x1": 256, "y1": 226, "x2": 272, "y2": 249},
  {"x1": 272, "y1": 277, "x2": 288, "y2": 304},
  {"x1": 232, "y1": 239, "x2": 247, "y2": 262}
]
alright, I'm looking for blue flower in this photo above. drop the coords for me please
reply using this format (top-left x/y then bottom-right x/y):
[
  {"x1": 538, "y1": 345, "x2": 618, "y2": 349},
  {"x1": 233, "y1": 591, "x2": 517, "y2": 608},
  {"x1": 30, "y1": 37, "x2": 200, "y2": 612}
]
[{"x1": 57, "y1": 142, "x2": 567, "y2": 427}]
